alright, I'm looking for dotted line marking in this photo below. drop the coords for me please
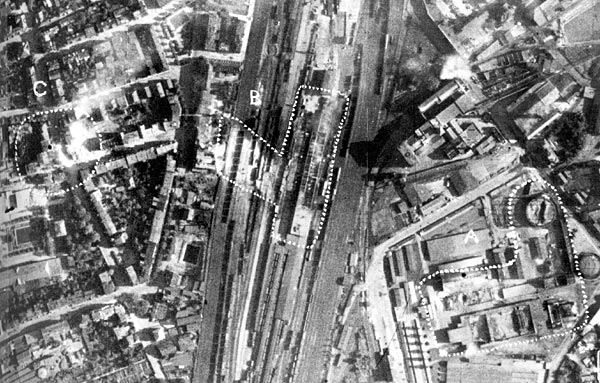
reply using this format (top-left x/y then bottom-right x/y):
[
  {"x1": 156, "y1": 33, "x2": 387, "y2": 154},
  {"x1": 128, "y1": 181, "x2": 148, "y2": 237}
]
[
  {"x1": 217, "y1": 169, "x2": 278, "y2": 207},
  {"x1": 269, "y1": 95, "x2": 350, "y2": 250},
  {"x1": 413, "y1": 176, "x2": 589, "y2": 358},
  {"x1": 216, "y1": 115, "x2": 225, "y2": 146},
  {"x1": 273, "y1": 232, "x2": 300, "y2": 248},
  {"x1": 281, "y1": 85, "x2": 348, "y2": 156},
  {"x1": 13, "y1": 107, "x2": 103, "y2": 197},
  {"x1": 214, "y1": 116, "x2": 278, "y2": 207},
  {"x1": 305, "y1": 94, "x2": 350, "y2": 250},
  {"x1": 213, "y1": 85, "x2": 350, "y2": 250},
  {"x1": 230, "y1": 115, "x2": 283, "y2": 157}
]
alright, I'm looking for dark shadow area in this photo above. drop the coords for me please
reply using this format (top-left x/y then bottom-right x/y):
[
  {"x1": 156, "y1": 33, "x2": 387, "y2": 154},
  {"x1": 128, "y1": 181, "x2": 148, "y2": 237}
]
[
  {"x1": 434, "y1": 328, "x2": 450, "y2": 343},
  {"x1": 426, "y1": 136, "x2": 451, "y2": 161},
  {"x1": 373, "y1": 350, "x2": 394, "y2": 381},
  {"x1": 349, "y1": 117, "x2": 416, "y2": 169},
  {"x1": 383, "y1": 256, "x2": 394, "y2": 288},
  {"x1": 17, "y1": 126, "x2": 44, "y2": 174},
  {"x1": 175, "y1": 117, "x2": 200, "y2": 170},
  {"x1": 589, "y1": 57, "x2": 600, "y2": 88},
  {"x1": 409, "y1": 0, "x2": 456, "y2": 55},
  {"x1": 374, "y1": 121, "x2": 418, "y2": 169},
  {"x1": 179, "y1": 57, "x2": 210, "y2": 114},
  {"x1": 348, "y1": 140, "x2": 380, "y2": 168}
]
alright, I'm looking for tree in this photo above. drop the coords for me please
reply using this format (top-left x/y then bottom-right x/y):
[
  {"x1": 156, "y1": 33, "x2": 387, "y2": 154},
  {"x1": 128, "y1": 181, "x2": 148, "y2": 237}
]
[
  {"x1": 117, "y1": 293, "x2": 135, "y2": 307},
  {"x1": 89, "y1": 232, "x2": 101, "y2": 245},
  {"x1": 76, "y1": 206, "x2": 87, "y2": 220},
  {"x1": 84, "y1": 223, "x2": 94, "y2": 235},
  {"x1": 422, "y1": 73, "x2": 441, "y2": 92},
  {"x1": 555, "y1": 357, "x2": 580, "y2": 383},
  {"x1": 132, "y1": 299, "x2": 150, "y2": 317},
  {"x1": 488, "y1": 2, "x2": 509, "y2": 28},
  {"x1": 553, "y1": 112, "x2": 586, "y2": 161},
  {"x1": 117, "y1": 293, "x2": 150, "y2": 317}
]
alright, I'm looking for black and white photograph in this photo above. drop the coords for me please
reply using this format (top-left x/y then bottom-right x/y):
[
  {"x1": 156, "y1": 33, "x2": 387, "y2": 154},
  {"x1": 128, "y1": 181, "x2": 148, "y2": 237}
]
[{"x1": 2, "y1": 0, "x2": 600, "y2": 382}]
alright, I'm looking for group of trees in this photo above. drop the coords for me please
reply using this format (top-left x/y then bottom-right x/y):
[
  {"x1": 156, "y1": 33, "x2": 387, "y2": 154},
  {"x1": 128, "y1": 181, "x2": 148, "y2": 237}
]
[
  {"x1": 117, "y1": 293, "x2": 151, "y2": 318},
  {"x1": 63, "y1": 194, "x2": 102, "y2": 269},
  {"x1": 554, "y1": 357, "x2": 581, "y2": 383},
  {"x1": 552, "y1": 112, "x2": 588, "y2": 161},
  {"x1": 487, "y1": 2, "x2": 510, "y2": 28},
  {"x1": 102, "y1": 169, "x2": 144, "y2": 233},
  {"x1": 16, "y1": 123, "x2": 44, "y2": 172},
  {"x1": 110, "y1": 161, "x2": 165, "y2": 266}
]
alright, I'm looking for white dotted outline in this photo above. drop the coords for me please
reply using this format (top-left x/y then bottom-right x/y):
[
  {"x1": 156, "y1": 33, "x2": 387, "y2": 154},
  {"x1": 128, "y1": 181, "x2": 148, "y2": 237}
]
[
  {"x1": 413, "y1": 176, "x2": 590, "y2": 357},
  {"x1": 271, "y1": 94, "x2": 350, "y2": 250},
  {"x1": 213, "y1": 85, "x2": 350, "y2": 250},
  {"x1": 217, "y1": 168, "x2": 279, "y2": 208},
  {"x1": 304, "y1": 95, "x2": 351, "y2": 250},
  {"x1": 12, "y1": 107, "x2": 103, "y2": 197},
  {"x1": 225, "y1": 115, "x2": 283, "y2": 157},
  {"x1": 281, "y1": 85, "x2": 348, "y2": 156},
  {"x1": 214, "y1": 115, "x2": 278, "y2": 207}
]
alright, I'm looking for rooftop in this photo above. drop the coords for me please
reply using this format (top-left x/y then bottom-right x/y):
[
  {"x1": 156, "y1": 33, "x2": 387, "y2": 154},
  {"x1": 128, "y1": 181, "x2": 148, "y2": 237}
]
[
  {"x1": 446, "y1": 357, "x2": 546, "y2": 383},
  {"x1": 424, "y1": 229, "x2": 492, "y2": 265},
  {"x1": 0, "y1": 258, "x2": 64, "y2": 290}
]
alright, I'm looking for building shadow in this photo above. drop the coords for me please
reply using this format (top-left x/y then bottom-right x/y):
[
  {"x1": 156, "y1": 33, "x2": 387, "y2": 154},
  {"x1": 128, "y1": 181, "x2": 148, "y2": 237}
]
[{"x1": 348, "y1": 117, "x2": 414, "y2": 169}]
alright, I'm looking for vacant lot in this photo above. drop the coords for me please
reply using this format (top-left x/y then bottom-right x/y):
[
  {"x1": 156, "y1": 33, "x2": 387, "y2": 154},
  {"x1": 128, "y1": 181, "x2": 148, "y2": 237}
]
[{"x1": 564, "y1": 2, "x2": 600, "y2": 43}]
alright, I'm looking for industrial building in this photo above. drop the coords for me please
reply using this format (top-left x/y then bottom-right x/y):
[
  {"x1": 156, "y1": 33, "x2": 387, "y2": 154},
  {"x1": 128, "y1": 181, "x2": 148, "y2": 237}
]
[
  {"x1": 423, "y1": 229, "x2": 492, "y2": 265},
  {"x1": 446, "y1": 357, "x2": 546, "y2": 383}
]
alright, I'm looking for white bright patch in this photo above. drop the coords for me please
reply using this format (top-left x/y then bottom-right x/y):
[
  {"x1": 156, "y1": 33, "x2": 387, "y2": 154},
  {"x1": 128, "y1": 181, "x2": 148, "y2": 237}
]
[
  {"x1": 213, "y1": 142, "x2": 226, "y2": 169},
  {"x1": 451, "y1": 0, "x2": 473, "y2": 17},
  {"x1": 435, "y1": 0, "x2": 456, "y2": 19},
  {"x1": 68, "y1": 120, "x2": 94, "y2": 147},
  {"x1": 66, "y1": 120, "x2": 102, "y2": 163},
  {"x1": 56, "y1": 144, "x2": 75, "y2": 167},
  {"x1": 302, "y1": 95, "x2": 321, "y2": 113},
  {"x1": 440, "y1": 55, "x2": 473, "y2": 81},
  {"x1": 30, "y1": 187, "x2": 48, "y2": 208}
]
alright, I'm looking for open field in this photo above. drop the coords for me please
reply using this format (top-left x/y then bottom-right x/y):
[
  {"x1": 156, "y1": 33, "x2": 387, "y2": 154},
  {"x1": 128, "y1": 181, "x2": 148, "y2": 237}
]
[{"x1": 563, "y1": 2, "x2": 600, "y2": 43}]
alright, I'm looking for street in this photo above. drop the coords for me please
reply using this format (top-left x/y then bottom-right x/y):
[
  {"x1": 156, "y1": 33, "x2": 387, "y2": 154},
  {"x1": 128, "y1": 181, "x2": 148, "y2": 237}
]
[{"x1": 0, "y1": 283, "x2": 158, "y2": 346}]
